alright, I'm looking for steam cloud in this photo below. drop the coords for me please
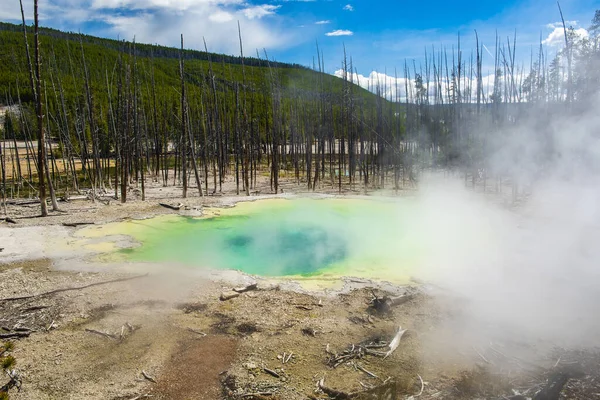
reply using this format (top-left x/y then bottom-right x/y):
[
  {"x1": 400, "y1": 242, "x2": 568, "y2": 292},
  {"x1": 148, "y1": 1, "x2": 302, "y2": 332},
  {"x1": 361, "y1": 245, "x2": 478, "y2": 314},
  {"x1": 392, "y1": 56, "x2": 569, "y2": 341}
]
[{"x1": 411, "y1": 94, "x2": 600, "y2": 356}]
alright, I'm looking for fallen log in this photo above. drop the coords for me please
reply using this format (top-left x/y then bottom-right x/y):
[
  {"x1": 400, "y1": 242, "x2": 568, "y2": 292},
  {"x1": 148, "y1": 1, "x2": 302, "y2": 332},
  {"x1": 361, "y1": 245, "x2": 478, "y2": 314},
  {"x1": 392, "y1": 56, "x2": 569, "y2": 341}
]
[
  {"x1": 5, "y1": 199, "x2": 39, "y2": 206},
  {"x1": 0, "y1": 331, "x2": 31, "y2": 339},
  {"x1": 371, "y1": 292, "x2": 415, "y2": 313},
  {"x1": 159, "y1": 202, "x2": 183, "y2": 211},
  {"x1": 0, "y1": 217, "x2": 17, "y2": 224},
  {"x1": 220, "y1": 291, "x2": 240, "y2": 301},
  {"x1": 0, "y1": 274, "x2": 149, "y2": 302},
  {"x1": 59, "y1": 195, "x2": 88, "y2": 202},
  {"x1": 62, "y1": 222, "x2": 94, "y2": 227},
  {"x1": 233, "y1": 283, "x2": 258, "y2": 293}
]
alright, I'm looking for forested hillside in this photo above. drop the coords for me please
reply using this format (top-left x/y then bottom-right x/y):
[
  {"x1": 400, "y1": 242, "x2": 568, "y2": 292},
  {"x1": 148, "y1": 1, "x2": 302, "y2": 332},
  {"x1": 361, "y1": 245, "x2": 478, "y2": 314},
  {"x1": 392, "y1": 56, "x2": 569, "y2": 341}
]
[
  {"x1": 0, "y1": 7, "x2": 599, "y2": 212},
  {"x1": 0, "y1": 19, "x2": 403, "y2": 207}
]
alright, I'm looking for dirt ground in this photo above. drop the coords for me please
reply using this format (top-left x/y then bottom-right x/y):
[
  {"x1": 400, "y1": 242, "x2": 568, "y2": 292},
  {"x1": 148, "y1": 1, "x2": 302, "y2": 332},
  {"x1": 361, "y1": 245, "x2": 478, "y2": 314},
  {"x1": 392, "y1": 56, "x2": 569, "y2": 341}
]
[{"x1": 1, "y1": 176, "x2": 599, "y2": 399}]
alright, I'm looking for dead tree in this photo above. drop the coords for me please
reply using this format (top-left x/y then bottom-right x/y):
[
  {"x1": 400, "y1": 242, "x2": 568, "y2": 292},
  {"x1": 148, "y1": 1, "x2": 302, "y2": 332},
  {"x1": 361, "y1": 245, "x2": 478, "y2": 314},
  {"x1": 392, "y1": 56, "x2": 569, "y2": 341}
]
[{"x1": 33, "y1": 0, "x2": 47, "y2": 216}]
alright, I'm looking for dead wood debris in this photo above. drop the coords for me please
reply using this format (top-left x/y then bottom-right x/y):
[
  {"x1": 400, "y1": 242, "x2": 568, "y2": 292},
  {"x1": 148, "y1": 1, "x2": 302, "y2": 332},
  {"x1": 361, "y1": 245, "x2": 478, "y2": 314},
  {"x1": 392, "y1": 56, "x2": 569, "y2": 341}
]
[
  {"x1": 0, "y1": 274, "x2": 149, "y2": 302},
  {"x1": 158, "y1": 202, "x2": 183, "y2": 211},
  {"x1": 327, "y1": 328, "x2": 407, "y2": 368},
  {"x1": 141, "y1": 370, "x2": 157, "y2": 383},
  {"x1": 317, "y1": 378, "x2": 353, "y2": 399},
  {"x1": 62, "y1": 222, "x2": 94, "y2": 227},
  {"x1": 233, "y1": 283, "x2": 258, "y2": 293},
  {"x1": 353, "y1": 362, "x2": 379, "y2": 379},
  {"x1": 85, "y1": 328, "x2": 119, "y2": 340},
  {"x1": 187, "y1": 328, "x2": 207, "y2": 337},
  {"x1": 0, "y1": 326, "x2": 32, "y2": 339},
  {"x1": 86, "y1": 322, "x2": 139, "y2": 341},
  {"x1": 316, "y1": 377, "x2": 397, "y2": 400},
  {"x1": 0, "y1": 368, "x2": 22, "y2": 394},
  {"x1": 370, "y1": 290, "x2": 415, "y2": 313},
  {"x1": 0, "y1": 217, "x2": 17, "y2": 224},
  {"x1": 263, "y1": 367, "x2": 280, "y2": 378},
  {"x1": 240, "y1": 392, "x2": 273, "y2": 399},
  {"x1": 384, "y1": 327, "x2": 407, "y2": 359},
  {"x1": 220, "y1": 291, "x2": 241, "y2": 301}
]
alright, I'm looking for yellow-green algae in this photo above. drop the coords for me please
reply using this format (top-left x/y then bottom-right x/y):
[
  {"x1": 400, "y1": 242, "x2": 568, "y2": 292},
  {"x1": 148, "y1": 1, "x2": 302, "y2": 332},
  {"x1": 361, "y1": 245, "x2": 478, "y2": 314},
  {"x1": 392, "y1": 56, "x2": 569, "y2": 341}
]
[{"x1": 77, "y1": 198, "x2": 426, "y2": 285}]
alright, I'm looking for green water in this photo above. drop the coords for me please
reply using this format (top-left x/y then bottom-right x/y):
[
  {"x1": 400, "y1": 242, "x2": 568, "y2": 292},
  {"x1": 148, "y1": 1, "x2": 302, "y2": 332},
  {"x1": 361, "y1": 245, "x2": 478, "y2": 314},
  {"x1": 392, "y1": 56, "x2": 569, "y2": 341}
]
[{"x1": 116, "y1": 198, "x2": 422, "y2": 280}]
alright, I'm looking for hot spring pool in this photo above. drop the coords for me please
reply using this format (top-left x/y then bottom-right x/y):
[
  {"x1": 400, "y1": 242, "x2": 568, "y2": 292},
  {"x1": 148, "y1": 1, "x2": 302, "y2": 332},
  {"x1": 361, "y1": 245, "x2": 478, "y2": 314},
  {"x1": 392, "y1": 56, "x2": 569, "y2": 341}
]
[{"x1": 79, "y1": 198, "x2": 425, "y2": 283}]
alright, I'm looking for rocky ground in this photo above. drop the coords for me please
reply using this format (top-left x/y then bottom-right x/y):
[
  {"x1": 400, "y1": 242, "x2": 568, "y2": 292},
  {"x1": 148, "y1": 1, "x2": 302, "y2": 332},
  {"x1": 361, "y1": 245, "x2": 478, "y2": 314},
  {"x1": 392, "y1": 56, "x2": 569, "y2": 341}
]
[{"x1": 1, "y1": 177, "x2": 600, "y2": 399}]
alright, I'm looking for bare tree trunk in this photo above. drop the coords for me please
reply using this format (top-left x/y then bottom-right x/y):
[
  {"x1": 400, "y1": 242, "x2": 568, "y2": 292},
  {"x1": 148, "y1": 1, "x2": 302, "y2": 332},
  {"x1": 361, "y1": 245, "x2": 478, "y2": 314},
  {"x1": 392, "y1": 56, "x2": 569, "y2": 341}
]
[
  {"x1": 33, "y1": 0, "x2": 47, "y2": 216},
  {"x1": 180, "y1": 34, "x2": 187, "y2": 198}
]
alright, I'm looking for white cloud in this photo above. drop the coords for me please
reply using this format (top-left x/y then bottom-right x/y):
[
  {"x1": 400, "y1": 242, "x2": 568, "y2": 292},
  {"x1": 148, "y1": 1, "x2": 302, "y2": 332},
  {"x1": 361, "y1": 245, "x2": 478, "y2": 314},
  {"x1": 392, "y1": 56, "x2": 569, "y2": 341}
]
[
  {"x1": 209, "y1": 10, "x2": 234, "y2": 22},
  {"x1": 542, "y1": 26, "x2": 589, "y2": 47},
  {"x1": 343, "y1": 4, "x2": 353, "y2": 11},
  {"x1": 4, "y1": 0, "x2": 300, "y2": 56},
  {"x1": 335, "y1": 69, "x2": 502, "y2": 103},
  {"x1": 315, "y1": 20, "x2": 331, "y2": 25},
  {"x1": 242, "y1": 4, "x2": 280, "y2": 19},
  {"x1": 326, "y1": 29, "x2": 353, "y2": 36},
  {"x1": 90, "y1": 0, "x2": 245, "y2": 11}
]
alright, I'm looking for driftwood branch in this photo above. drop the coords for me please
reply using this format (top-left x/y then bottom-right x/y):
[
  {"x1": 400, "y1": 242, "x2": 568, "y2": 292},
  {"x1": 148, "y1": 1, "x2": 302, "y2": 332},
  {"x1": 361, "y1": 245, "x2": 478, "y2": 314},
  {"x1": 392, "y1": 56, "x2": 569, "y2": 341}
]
[
  {"x1": 355, "y1": 363, "x2": 379, "y2": 379},
  {"x1": 384, "y1": 327, "x2": 407, "y2": 359},
  {"x1": 0, "y1": 274, "x2": 149, "y2": 302},
  {"x1": 141, "y1": 370, "x2": 157, "y2": 383},
  {"x1": 187, "y1": 328, "x2": 207, "y2": 337},
  {"x1": 263, "y1": 367, "x2": 280, "y2": 378},
  {"x1": 85, "y1": 329, "x2": 118, "y2": 340},
  {"x1": 416, "y1": 374, "x2": 424, "y2": 396}
]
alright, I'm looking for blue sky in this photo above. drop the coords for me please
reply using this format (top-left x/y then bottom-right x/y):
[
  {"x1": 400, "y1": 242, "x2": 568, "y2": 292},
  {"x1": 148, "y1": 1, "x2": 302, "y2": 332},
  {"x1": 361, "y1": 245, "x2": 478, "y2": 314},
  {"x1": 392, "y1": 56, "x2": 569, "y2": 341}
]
[{"x1": 1, "y1": 0, "x2": 597, "y2": 92}]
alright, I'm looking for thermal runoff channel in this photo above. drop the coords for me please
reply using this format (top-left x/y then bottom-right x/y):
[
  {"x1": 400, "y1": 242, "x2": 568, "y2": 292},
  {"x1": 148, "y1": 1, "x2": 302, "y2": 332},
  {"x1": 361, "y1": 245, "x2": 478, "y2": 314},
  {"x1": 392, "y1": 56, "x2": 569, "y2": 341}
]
[{"x1": 116, "y1": 198, "x2": 422, "y2": 280}]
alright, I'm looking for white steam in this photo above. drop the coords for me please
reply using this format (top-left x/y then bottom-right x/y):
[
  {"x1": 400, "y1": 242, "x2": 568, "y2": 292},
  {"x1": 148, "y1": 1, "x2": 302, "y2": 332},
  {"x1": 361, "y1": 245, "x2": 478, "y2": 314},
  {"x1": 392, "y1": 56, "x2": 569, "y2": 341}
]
[{"x1": 411, "y1": 95, "x2": 600, "y2": 353}]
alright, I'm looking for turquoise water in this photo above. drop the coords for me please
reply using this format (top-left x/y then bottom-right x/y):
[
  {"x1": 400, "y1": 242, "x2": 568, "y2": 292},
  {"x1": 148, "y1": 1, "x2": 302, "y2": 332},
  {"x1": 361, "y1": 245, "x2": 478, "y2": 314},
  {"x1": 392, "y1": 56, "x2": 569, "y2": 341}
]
[{"x1": 115, "y1": 198, "x2": 421, "y2": 280}]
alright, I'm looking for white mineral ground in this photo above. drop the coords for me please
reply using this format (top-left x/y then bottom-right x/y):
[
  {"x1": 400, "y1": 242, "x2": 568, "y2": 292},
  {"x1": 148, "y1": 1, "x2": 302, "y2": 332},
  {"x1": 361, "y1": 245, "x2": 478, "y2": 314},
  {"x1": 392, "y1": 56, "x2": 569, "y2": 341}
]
[{"x1": 0, "y1": 174, "x2": 596, "y2": 400}]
